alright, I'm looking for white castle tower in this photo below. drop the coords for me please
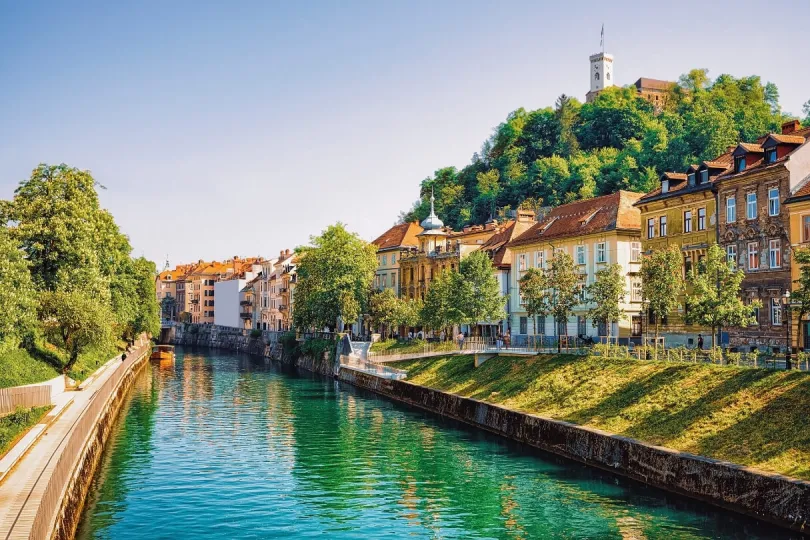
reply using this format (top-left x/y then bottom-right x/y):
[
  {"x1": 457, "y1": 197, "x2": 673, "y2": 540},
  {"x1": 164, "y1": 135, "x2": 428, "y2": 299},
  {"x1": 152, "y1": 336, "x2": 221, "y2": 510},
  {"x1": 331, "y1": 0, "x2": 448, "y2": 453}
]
[{"x1": 586, "y1": 26, "x2": 613, "y2": 102}]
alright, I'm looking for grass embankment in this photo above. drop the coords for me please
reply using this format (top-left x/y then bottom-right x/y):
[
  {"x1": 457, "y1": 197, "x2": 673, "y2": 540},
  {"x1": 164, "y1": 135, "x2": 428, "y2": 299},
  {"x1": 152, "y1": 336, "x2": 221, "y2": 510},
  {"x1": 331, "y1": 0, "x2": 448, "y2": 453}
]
[
  {"x1": 393, "y1": 354, "x2": 810, "y2": 481},
  {"x1": 0, "y1": 341, "x2": 124, "y2": 389},
  {"x1": 0, "y1": 406, "x2": 52, "y2": 456},
  {"x1": 370, "y1": 339, "x2": 457, "y2": 355}
]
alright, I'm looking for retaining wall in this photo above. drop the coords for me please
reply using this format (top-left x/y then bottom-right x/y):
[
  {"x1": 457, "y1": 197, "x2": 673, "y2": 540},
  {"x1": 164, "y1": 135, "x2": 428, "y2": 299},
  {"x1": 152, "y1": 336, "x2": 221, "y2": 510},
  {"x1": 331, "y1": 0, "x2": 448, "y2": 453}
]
[
  {"x1": 338, "y1": 367, "x2": 810, "y2": 534},
  {"x1": 0, "y1": 375, "x2": 65, "y2": 416}
]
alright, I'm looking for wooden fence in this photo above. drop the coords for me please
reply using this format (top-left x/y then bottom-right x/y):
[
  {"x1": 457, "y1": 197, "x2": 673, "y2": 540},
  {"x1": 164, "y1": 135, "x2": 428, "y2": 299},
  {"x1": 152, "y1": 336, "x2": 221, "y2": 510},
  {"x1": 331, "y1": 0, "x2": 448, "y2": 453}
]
[{"x1": 0, "y1": 376, "x2": 64, "y2": 416}]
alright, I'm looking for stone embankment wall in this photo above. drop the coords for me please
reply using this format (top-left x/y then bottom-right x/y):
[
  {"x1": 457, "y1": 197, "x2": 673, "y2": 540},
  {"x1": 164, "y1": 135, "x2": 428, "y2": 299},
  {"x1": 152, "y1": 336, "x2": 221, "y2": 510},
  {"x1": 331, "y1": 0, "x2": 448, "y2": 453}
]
[
  {"x1": 52, "y1": 342, "x2": 151, "y2": 540},
  {"x1": 173, "y1": 324, "x2": 335, "y2": 377},
  {"x1": 338, "y1": 367, "x2": 810, "y2": 534}
]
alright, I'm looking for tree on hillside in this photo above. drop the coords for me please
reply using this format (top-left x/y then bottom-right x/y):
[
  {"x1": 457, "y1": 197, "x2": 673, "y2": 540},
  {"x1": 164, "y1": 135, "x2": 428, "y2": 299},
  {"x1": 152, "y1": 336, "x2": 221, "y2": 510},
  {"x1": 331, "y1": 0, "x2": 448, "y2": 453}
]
[
  {"x1": 456, "y1": 251, "x2": 505, "y2": 335},
  {"x1": 685, "y1": 244, "x2": 758, "y2": 348},
  {"x1": 518, "y1": 267, "x2": 548, "y2": 340},
  {"x1": 39, "y1": 289, "x2": 113, "y2": 374},
  {"x1": 547, "y1": 251, "x2": 580, "y2": 352},
  {"x1": 640, "y1": 246, "x2": 684, "y2": 351},
  {"x1": 0, "y1": 227, "x2": 37, "y2": 348},
  {"x1": 803, "y1": 99, "x2": 810, "y2": 127},
  {"x1": 293, "y1": 223, "x2": 377, "y2": 331}
]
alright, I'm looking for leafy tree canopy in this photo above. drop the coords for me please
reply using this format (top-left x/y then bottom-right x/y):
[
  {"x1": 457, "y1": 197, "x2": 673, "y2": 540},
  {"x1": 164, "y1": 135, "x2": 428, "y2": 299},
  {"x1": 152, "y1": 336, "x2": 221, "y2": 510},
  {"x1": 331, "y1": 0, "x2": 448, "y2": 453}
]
[{"x1": 401, "y1": 72, "x2": 793, "y2": 229}]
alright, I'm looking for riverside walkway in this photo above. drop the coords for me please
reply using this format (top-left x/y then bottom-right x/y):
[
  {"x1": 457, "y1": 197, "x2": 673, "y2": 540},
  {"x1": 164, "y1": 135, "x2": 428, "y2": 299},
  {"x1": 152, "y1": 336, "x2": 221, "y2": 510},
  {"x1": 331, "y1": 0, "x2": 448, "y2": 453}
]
[{"x1": 0, "y1": 338, "x2": 149, "y2": 540}]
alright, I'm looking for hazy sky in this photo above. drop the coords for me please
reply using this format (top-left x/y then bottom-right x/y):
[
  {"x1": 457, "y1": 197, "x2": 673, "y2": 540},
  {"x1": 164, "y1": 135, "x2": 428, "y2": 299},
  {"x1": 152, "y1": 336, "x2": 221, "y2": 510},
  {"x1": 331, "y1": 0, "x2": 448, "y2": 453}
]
[{"x1": 1, "y1": 1, "x2": 808, "y2": 267}]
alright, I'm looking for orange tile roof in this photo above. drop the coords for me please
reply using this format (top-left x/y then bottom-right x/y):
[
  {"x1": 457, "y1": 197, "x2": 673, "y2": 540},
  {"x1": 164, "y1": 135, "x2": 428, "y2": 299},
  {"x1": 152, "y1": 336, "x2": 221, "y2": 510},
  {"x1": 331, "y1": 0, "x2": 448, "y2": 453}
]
[
  {"x1": 634, "y1": 78, "x2": 675, "y2": 91},
  {"x1": 737, "y1": 142, "x2": 764, "y2": 153},
  {"x1": 372, "y1": 222, "x2": 423, "y2": 251},
  {"x1": 766, "y1": 133, "x2": 806, "y2": 145},
  {"x1": 508, "y1": 191, "x2": 642, "y2": 248}
]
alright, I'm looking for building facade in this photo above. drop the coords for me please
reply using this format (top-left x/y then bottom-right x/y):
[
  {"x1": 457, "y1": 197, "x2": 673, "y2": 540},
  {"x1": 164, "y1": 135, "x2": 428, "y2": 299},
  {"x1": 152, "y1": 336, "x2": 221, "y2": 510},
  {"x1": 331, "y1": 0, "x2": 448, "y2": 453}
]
[
  {"x1": 371, "y1": 222, "x2": 422, "y2": 296},
  {"x1": 507, "y1": 191, "x2": 644, "y2": 344},
  {"x1": 716, "y1": 122, "x2": 810, "y2": 349}
]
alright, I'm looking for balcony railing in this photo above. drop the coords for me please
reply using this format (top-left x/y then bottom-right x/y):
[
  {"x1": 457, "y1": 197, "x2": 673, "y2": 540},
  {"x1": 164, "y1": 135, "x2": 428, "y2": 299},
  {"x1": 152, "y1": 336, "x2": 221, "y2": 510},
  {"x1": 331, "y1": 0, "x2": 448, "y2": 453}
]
[
  {"x1": 240, "y1": 300, "x2": 253, "y2": 306},
  {"x1": 240, "y1": 311, "x2": 253, "y2": 319},
  {"x1": 278, "y1": 287, "x2": 288, "y2": 293},
  {"x1": 279, "y1": 305, "x2": 288, "y2": 312}
]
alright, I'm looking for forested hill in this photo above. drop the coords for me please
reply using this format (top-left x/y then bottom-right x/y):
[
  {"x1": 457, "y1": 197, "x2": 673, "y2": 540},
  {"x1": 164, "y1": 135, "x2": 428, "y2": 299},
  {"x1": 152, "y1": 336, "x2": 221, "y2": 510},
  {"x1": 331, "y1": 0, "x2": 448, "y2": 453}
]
[{"x1": 400, "y1": 69, "x2": 807, "y2": 229}]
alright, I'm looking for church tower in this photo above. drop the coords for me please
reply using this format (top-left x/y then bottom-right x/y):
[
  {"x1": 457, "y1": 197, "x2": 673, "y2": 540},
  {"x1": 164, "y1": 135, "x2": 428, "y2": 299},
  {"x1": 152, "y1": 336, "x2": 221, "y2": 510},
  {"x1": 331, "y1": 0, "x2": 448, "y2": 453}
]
[{"x1": 585, "y1": 26, "x2": 613, "y2": 103}]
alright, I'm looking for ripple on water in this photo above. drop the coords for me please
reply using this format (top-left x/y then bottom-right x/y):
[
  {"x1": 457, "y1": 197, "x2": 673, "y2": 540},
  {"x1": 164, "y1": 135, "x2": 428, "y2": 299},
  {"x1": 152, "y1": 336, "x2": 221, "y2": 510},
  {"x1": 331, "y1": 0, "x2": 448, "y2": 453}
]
[{"x1": 77, "y1": 349, "x2": 799, "y2": 540}]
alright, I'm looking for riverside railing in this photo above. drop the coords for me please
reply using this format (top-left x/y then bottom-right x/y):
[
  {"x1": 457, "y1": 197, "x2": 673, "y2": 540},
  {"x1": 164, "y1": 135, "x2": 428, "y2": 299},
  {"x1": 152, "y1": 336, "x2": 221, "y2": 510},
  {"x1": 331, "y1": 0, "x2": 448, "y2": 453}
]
[
  {"x1": 339, "y1": 355, "x2": 407, "y2": 380},
  {"x1": 27, "y1": 337, "x2": 150, "y2": 540}
]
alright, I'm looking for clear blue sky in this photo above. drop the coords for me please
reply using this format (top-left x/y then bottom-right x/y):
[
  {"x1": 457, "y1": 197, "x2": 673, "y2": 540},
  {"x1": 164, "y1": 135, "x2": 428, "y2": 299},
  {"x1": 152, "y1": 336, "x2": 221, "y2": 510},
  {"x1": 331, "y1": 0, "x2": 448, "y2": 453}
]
[{"x1": 1, "y1": 1, "x2": 807, "y2": 267}]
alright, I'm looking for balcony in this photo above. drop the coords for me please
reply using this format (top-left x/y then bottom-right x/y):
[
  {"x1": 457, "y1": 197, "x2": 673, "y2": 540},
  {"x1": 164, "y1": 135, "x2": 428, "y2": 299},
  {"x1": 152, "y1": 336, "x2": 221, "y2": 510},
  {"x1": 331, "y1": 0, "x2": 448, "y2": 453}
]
[
  {"x1": 279, "y1": 305, "x2": 288, "y2": 312},
  {"x1": 190, "y1": 298, "x2": 200, "y2": 304},
  {"x1": 240, "y1": 311, "x2": 253, "y2": 319},
  {"x1": 279, "y1": 287, "x2": 288, "y2": 293},
  {"x1": 240, "y1": 300, "x2": 253, "y2": 306}
]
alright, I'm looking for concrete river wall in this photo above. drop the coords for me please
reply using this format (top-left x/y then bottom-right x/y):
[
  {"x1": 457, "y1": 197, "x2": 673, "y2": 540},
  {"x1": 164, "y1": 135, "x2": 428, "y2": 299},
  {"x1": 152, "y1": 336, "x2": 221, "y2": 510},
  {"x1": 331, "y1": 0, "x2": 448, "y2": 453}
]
[{"x1": 337, "y1": 367, "x2": 810, "y2": 534}]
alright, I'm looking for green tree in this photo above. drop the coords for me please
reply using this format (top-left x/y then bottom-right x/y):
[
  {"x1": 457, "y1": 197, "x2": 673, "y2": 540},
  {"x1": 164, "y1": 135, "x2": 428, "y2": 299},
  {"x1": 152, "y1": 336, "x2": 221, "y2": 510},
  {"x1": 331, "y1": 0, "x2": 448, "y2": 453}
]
[
  {"x1": 587, "y1": 263, "x2": 627, "y2": 353},
  {"x1": 803, "y1": 99, "x2": 810, "y2": 127},
  {"x1": 789, "y1": 248, "x2": 810, "y2": 342},
  {"x1": 456, "y1": 251, "x2": 505, "y2": 335},
  {"x1": 684, "y1": 244, "x2": 758, "y2": 348},
  {"x1": 547, "y1": 251, "x2": 580, "y2": 352},
  {"x1": 396, "y1": 298, "x2": 423, "y2": 331},
  {"x1": 518, "y1": 267, "x2": 548, "y2": 339},
  {"x1": 293, "y1": 223, "x2": 378, "y2": 330},
  {"x1": 640, "y1": 246, "x2": 685, "y2": 351},
  {"x1": 420, "y1": 271, "x2": 461, "y2": 335},
  {"x1": 39, "y1": 290, "x2": 113, "y2": 374},
  {"x1": 0, "y1": 227, "x2": 37, "y2": 348},
  {"x1": 367, "y1": 288, "x2": 400, "y2": 339}
]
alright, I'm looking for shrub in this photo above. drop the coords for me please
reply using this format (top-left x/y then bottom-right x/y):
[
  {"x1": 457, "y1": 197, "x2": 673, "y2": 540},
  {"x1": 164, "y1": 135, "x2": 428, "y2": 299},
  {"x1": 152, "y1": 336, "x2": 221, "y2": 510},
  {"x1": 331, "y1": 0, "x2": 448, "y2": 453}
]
[
  {"x1": 250, "y1": 329, "x2": 262, "y2": 339},
  {"x1": 299, "y1": 338, "x2": 334, "y2": 359}
]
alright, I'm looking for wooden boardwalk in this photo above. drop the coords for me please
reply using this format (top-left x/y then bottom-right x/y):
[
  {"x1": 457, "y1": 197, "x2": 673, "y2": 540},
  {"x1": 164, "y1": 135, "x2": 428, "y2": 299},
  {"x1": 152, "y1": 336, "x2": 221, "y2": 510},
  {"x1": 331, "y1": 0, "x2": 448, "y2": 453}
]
[{"x1": 0, "y1": 340, "x2": 147, "y2": 539}]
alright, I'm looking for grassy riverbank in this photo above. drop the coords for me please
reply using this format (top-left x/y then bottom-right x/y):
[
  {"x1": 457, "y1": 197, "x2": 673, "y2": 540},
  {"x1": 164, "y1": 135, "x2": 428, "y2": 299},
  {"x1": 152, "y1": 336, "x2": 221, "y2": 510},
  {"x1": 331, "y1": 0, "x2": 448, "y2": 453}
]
[
  {"x1": 0, "y1": 341, "x2": 124, "y2": 389},
  {"x1": 0, "y1": 406, "x2": 52, "y2": 456},
  {"x1": 392, "y1": 354, "x2": 810, "y2": 481}
]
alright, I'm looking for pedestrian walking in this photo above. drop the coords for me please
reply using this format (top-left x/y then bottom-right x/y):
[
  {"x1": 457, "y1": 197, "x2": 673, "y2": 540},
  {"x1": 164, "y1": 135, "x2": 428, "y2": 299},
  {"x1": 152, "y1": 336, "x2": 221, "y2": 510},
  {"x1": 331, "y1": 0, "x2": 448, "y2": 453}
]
[
  {"x1": 496, "y1": 332, "x2": 503, "y2": 350},
  {"x1": 504, "y1": 330, "x2": 511, "y2": 350},
  {"x1": 457, "y1": 332, "x2": 465, "y2": 351},
  {"x1": 697, "y1": 334, "x2": 704, "y2": 350}
]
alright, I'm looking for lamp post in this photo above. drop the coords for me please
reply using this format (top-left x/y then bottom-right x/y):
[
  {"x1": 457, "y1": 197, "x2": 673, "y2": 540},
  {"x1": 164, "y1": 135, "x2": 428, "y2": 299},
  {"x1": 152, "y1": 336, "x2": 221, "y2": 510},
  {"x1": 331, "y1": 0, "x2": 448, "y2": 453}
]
[{"x1": 783, "y1": 291, "x2": 792, "y2": 370}]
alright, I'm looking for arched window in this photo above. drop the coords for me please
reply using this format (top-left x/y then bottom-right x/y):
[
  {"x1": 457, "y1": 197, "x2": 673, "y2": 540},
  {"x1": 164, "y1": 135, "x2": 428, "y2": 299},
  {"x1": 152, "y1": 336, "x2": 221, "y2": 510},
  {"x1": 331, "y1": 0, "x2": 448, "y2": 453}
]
[
  {"x1": 594, "y1": 72, "x2": 600, "y2": 80},
  {"x1": 606, "y1": 72, "x2": 610, "y2": 80}
]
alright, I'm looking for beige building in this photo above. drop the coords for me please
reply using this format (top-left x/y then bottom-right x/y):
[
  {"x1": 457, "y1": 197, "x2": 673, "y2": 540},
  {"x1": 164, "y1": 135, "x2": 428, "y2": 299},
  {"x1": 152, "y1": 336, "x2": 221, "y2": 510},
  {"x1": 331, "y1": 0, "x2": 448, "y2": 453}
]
[
  {"x1": 507, "y1": 191, "x2": 644, "y2": 343},
  {"x1": 371, "y1": 222, "x2": 422, "y2": 296}
]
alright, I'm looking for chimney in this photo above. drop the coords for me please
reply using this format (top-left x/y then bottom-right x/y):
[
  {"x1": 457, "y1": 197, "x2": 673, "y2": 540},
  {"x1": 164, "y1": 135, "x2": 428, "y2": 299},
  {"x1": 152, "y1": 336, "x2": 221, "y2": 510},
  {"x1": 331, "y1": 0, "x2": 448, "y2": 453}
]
[
  {"x1": 783, "y1": 119, "x2": 800, "y2": 135},
  {"x1": 517, "y1": 209, "x2": 536, "y2": 223}
]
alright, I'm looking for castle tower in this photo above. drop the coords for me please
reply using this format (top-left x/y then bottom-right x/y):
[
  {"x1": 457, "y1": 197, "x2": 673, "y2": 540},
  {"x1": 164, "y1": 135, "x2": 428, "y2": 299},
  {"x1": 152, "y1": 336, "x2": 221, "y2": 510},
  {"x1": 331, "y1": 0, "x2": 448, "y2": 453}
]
[{"x1": 585, "y1": 26, "x2": 613, "y2": 103}]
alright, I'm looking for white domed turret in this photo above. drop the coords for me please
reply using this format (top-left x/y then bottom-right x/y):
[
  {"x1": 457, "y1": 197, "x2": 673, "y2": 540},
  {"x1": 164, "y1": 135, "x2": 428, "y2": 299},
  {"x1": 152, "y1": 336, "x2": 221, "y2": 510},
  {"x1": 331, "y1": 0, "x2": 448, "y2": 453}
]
[{"x1": 420, "y1": 190, "x2": 445, "y2": 231}]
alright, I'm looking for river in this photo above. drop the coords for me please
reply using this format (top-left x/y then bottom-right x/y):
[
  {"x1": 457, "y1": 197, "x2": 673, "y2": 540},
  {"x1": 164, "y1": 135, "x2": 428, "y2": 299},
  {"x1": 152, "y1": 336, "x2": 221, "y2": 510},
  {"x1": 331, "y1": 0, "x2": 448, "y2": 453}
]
[{"x1": 77, "y1": 347, "x2": 793, "y2": 539}]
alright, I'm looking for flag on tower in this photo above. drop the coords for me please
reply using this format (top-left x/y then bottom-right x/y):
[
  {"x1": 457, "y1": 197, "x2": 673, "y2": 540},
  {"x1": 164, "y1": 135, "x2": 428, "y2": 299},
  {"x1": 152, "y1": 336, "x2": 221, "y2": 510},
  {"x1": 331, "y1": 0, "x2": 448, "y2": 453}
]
[{"x1": 600, "y1": 24, "x2": 604, "y2": 51}]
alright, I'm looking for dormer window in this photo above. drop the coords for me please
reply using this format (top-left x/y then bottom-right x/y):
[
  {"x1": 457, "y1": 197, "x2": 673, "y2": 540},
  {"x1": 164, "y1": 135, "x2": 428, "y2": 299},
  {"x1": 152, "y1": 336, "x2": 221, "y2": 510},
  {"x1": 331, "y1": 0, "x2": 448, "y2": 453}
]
[
  {"x1": 662, "y1": 179, "x2": 669, "y2": 193},
  {"x1": 765, "y1": 147, "x2": 777, "y2": 163},
  {"x1": 687, "y1": 173, "x2": 696, "y2": 186},
  {"x1": 735, "y1": 156, "x2": 746, "y2": 173},
  {"x1": 700, "y1": 170, "x2": 709, "y2": 184}
]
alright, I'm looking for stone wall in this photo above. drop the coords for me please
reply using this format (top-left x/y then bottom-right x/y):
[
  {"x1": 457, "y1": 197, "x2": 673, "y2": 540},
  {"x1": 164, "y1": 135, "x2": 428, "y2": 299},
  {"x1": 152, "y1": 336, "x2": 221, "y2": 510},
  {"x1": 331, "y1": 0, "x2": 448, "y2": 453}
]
[{"x1": 338, "y1": 367, "x2": 810, "y2": 534}]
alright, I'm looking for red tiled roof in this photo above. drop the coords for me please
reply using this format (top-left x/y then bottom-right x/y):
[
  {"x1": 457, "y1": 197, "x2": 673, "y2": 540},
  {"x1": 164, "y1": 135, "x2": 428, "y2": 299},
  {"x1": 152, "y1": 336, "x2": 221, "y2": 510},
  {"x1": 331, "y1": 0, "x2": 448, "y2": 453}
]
[
  {"x1": 372, "y1": 222, "x2": 422, "y2": 251},
  {"x1": 634, "y1": 78, "x2": 675, "y2": 91},
  {"x1": 508, "y1": 191, "x2": 642, "y2": 248},
  {"x1": 766, "y1": 133, "x2": 806, "y2": 145},
  {"x1": 737, "y1": 142, "x2": 764, "y2": 153}
]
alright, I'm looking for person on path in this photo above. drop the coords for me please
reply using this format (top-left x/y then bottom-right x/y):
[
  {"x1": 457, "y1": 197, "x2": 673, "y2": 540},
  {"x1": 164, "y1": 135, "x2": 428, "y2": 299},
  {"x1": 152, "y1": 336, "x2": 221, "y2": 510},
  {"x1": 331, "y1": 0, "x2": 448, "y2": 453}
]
[
  {"x1": 504, "y1": 330, "x2": 511, "y2": 350},
  {"x1": 697, "y1": 334, "x2": 704, "y2": 350},
  {"x1": 457, "y1": 332, "x2": 465, "y2": 351},
  {"x1": 496, "y1": 332, "x2": 503, "y2": 350}
]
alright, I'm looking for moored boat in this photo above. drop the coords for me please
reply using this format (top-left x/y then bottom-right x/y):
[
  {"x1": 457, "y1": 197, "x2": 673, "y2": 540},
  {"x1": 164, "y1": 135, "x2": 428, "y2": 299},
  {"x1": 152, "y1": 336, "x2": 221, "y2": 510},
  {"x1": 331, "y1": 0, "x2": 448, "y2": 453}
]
[{"x1": 150, "y1": 344, "x2": 175, "y2": 363}]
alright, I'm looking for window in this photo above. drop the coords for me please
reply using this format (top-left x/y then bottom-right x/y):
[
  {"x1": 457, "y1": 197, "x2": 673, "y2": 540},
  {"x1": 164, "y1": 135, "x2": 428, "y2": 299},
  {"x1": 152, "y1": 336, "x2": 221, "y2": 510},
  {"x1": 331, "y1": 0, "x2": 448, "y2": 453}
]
[
  {"x1": 750, "y1": 300, "x2": 760, "y2": 326},
  {"x1": 631, "y1": 279, "x2": 643, "y2": 302},
  {"x1": 700, "y1": 169, "x2": 709, "y2": 184},
  {"x1": 647, "y1": 218, "x2": 655, "y2": 239},
  {"x1": 518, "y1": 254, "x2": 526, "y2": 273},
  {"x1": 687, "y1": 173, "x2": 696, "y2": 186},
  {"x1": 804, "y1": 215, "x2": 810, "y2": 243},
  {"x1": 391, "y1": 254, "x2": 396, "y2": 265},
  {"x1": 735, "y1": 156, "x2": 747, "y2": 173},
  {"x1": 772, "y1": 298, "x2": 782, "y2": 326},
  {"x1": 726, "y1": 197, "x2": 736, "y2": 223},
  {"x1": 697, "y1": 208, "x2": 706, "y2": 230},
  {"x1": 747, "y1": 192, "x2": 757, "y2": 219},
  {"x1": 748, "y1": 242, "x2": 759, "y2": 270},
  {"x1": 659, "y1": 216, "x2": 667, "y2": 237},
  {"x1": 727, "y1": 245, "x2": 737, "y2": 269},
  {"x1": 381, "y1": 255, "x2": 387, "y2": 266},
  {"x1": 596, "y1": 242, "x2": 606, "y2": 263},
  {"x1": 536, "y1": 250, "x2": 545, "y2": 268},
  {"x1": 684, "y1": 255, "x2": 693, "y2": 276},
  {"x1": 391, "y1": 273, "x2": 396, "y2": 289},
  {"x1": 765, "y1": 147, "x2": 777, "y2": 163},
  {"x1": 577, "y1": 316, "x2": 587, "y2": 336},
  {"x1": 683, "y1": 210, "x2": 692, "y2": 233},
  {"x1": 519, "y1": 317, "x2": 527, "y2": 335},
  {"x1": 536, "y1": 316, "x2": 546, "y2": 335},
  {"x1": 768, "y1": 188, "x2": 779, "y2": 216},
  {"x1": 662, "y1": 179, "x2": 669, "y2": 193},
  {"x1": 576, "y1": 246, "x2": 586, "y2": 265},
  {"x1": 769, "y1": 239, "x2": 781, "y2": 268},
  {"x1": 630, "y1": 242, "x2": 641, "y2": 262}
]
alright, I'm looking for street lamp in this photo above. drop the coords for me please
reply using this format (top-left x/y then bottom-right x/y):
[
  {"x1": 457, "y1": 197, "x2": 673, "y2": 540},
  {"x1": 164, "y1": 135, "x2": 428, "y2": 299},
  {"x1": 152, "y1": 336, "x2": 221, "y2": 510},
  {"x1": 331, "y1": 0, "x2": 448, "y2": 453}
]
[{"x1": 783, "y1": 291, "x2": 792, "y2": 370}]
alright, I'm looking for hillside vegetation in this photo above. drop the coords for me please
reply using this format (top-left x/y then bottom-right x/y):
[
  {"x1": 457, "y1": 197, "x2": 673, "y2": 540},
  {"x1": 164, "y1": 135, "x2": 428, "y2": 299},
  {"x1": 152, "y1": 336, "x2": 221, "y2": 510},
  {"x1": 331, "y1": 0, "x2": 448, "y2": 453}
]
[
  {"x1": 402, "y1": 70, "x2": 805, "y2": 228},
  {"x1": 393, "y1": 354, "x2": 810, "y2": 480}
]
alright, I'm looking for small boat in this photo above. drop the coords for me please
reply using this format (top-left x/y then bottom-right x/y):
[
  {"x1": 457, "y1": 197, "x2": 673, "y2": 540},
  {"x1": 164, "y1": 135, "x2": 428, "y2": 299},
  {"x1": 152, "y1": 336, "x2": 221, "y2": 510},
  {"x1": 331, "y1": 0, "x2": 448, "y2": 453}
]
[{"x1": 150, "y1": 344, "x2": 175, "y2": 363}]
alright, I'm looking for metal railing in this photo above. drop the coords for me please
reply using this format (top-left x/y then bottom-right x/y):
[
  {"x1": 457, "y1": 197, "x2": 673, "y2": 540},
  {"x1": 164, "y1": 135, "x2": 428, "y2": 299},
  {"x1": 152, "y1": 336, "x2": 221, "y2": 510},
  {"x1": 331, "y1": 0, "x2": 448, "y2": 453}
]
[
  {"x1": 340, "y1": 355, "x2": 407, "y2": 380},
  {"x1": 28, "y1": 337, "x2": 150, "y2": 540}
]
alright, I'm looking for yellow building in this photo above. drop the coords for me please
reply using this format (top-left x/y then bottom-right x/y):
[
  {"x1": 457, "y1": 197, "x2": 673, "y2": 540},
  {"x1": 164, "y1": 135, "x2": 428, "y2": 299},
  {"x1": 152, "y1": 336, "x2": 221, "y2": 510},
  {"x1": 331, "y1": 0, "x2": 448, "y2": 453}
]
[
  {"x1": 508, "y1": 191, "x2": 644, "y2": 343},
  {"x1": 783, "y1": 139, "x2": 810, "y2": 350},
  {"x1": 371, "y1": 222, "x2": 422, "y2": 296},
  {"x1": 634, "y1": 155, "x2": 731, "y2": 347}
]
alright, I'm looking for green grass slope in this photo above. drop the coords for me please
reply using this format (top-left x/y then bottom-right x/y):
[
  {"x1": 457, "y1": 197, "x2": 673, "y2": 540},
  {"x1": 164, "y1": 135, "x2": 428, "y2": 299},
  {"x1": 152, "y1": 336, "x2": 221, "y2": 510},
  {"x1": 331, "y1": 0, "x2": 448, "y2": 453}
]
[{"x1": 393, "y1": 354, "x2": 810, "y2": 481}]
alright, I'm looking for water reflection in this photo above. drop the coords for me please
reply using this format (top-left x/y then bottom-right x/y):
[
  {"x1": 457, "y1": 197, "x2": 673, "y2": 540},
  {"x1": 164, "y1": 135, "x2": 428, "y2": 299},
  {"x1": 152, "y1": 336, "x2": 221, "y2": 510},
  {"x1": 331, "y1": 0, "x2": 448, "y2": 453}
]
[{"x1": 77, "y1": 348, "x2": 800, "y2": 539}]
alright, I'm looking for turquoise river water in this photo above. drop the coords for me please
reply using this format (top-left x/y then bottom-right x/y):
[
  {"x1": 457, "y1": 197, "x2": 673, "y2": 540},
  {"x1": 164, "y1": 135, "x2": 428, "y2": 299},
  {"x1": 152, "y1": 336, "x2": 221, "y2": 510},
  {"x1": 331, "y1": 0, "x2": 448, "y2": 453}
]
[{"x1": 76, "y1": 347, "x2": 796, "y2": 539}]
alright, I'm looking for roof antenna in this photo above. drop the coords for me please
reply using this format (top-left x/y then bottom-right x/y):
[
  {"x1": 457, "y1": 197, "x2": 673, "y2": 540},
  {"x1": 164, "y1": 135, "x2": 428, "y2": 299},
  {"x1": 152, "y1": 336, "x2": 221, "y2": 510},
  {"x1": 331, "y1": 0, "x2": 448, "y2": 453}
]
[{"x1": 601, "y1": 23, "x2": 605, "y2": 53}]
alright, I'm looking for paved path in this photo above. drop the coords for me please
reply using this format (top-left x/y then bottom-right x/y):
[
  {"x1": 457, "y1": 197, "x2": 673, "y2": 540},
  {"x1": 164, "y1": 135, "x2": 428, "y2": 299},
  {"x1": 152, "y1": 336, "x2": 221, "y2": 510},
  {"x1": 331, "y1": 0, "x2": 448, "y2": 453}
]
[{"x1": 0, "y1": 341, "x2": 146, "y2": 539}]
